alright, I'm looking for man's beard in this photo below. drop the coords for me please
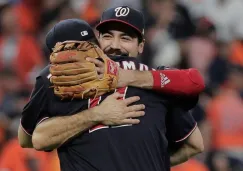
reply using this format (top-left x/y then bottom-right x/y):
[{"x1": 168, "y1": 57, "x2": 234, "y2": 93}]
[{"x1": 104, "y1": 49, "x2": 129, "y2": 56}]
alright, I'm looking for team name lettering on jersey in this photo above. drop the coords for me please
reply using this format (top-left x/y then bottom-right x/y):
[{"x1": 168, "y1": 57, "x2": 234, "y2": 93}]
[
  {"x1": 139, "y1": 64, "x2": 149, "y2": 71},
  {"x1": 122, "y1": 61, "x2": 136, "y2": 70},
  {"x1": 119, "y1": 61, "x2": 150, "y2": 71}
]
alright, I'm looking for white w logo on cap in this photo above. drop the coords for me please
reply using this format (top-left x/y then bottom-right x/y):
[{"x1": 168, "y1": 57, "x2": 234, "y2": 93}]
[{"x1": 115, "y1": 7, "x2": 130, "y2": 17}]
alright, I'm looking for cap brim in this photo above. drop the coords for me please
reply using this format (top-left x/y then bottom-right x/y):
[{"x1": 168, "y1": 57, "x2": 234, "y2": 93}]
[{"x1": 96, "y1": 19, "x2": 143, "y2": 37}]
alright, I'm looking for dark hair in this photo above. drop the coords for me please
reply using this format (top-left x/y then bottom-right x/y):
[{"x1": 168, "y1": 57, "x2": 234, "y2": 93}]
[{"x1": 137, "y1": 35, "x2": 144, "y2": 44}]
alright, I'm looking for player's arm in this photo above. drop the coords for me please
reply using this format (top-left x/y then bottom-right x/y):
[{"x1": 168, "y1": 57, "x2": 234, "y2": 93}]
[
  {"x1": 120, "y1": 68, "x2": 205, "y2": 96},
  {"x1": 32, "y1": 93, "x2": 145, "y2": 151},
  {"x1": 18, "y1": 125, "x2": 33, "y2": 148},
  {"x1": 87, "y1": 58, "x2": 205, "y2": 96},
  {"x1": 19, "y1": 74, "x2": 145, "y2": 151},
  {"x1": 32, "y1": 108, "x2": 98, "y2": 151},
  {"x1": 18, "y1": 75, "x2": 50, "y2": 148},
  {"x1": 166, "y1": 101, "x2": 204, "y2": 166},
  {"x1": 170, "y1": 127, "x2": 204, "y2": 166}
]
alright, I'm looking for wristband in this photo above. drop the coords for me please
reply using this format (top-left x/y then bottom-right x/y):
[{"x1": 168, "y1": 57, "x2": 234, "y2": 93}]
[{"x1": 151, "y1": 69, "x2": 205, "y2": 95}]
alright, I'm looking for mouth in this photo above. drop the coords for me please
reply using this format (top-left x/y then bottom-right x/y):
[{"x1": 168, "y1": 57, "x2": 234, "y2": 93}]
[
  {"x1": 106, "y1": 52, "x2": 129, "y2": 56},
  {"x1": 104, "y1": 48, "x2": 129, "y2": 56},
  {"x1": 120, "y1": 53, "x2": 129, "y2": 56}
]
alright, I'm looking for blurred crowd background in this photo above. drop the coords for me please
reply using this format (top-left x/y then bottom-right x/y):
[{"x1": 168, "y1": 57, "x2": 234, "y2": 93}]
[{"x1": 0, "y1": 0, "x2": 243, "y2": 171}]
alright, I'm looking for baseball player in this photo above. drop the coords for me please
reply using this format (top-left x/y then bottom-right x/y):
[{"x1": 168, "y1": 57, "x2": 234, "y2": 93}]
[
  {"x1": 94, "y1": 6, "x2": 204, "y2": 167},
  {"x1": 18, "y1": 18, "x2": 203, "y2": 171}
]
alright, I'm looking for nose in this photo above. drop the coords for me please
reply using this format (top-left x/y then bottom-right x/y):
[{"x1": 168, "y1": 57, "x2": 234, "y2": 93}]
[{"x1": 110, "y1": 38, "x2": 121, "y2": 50}]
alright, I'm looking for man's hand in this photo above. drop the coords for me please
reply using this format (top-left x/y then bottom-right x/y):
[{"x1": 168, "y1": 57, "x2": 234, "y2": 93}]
[
  {"x1": 170, "y1": 127, "x2": 204, "y2": 166},
  {"x1": 86, "y1": 57, "x2": 129, "y2": 87},
  {"x1": 92, "y1": 92, "x2": 145, "y2": 125},
  {"x1": 86, "y1": 57, "x2": 105, "y2": 79}
]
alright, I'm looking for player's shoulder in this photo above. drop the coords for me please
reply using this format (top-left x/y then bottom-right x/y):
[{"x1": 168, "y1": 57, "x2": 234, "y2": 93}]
[
  {"x1": 173, "y1": 95, "x2": 199, "y2": 110},
  {"x1": 37, "y1": 64, "x2": 50, "y2": 78},
  {"x1": 36, "y1": 64, "x2": 51, "y2": 87}
]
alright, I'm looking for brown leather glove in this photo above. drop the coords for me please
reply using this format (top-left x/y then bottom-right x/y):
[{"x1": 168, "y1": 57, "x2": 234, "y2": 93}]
[{"x1": 49, "y1": 41, "x2": 119, "y2": 100}]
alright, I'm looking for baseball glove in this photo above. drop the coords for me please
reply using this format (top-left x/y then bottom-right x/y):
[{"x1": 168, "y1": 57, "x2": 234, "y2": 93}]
[{"x1": 49, "y1": 40, "x2": 119, "y2": 100}]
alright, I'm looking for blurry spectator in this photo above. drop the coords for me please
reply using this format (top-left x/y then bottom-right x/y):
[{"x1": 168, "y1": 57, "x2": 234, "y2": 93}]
[
  {"x1": 145, "y1": 0, "x2": 181, "y2": 68},
  {"x1": 185, "y1": 18, "x2": 217, "y2": 82},
  {"x1": 181, "y1": 0, "x2": 243, "y2": 42},
  {"x1": 70, "y1": 0, "x2": 89, "y2": 14},
  {"x1": 43, "y1": 0, "x2": 78, "y2": 22},
  {"x1": 168, "y1": 3, "x2": 195, "y2": 40},
  {"x1": 14, "y1": 0, "x2": 42, "y2": 34},
  {"x1": 40, "y1": 0, "x2": 79, "y2": 61},
  {"x1": 40, "y1": 0, "x2": 73, "y2": 30},
  {"x1": 0, "y1": 68, "x2": 23, "y2": 118},
  {"x1": 205, "y1": 0, "x2": 243, "y2": 42},
  {"x1": 80, "y1": 0, "x2": 111, "y2": 26},
  {"x1": 206, "y1": 63, "x2": 243, "y2": 171},
  {"x1": 0, "y1": 5, "x2": 44, "y2": 86},
  {"x1": 208, "y1": 41, "x2": 230, "y2": 91},
  {"x1": 177, "y1": 0, "x2": 205, "y2": 19}
]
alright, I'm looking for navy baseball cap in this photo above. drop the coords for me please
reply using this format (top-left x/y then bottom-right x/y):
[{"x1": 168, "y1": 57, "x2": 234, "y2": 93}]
[
  {"x1": 46, "y1": 19, "x2": 96, "y2": 52},
  {"x1": 96, "y1": 6, "x2": 145, "y2": 38}
]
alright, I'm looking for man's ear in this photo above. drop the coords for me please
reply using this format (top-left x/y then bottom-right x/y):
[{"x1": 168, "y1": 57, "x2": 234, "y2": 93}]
[{"x1": 138, "y1": 39, "x2": 145, "y2": 54}]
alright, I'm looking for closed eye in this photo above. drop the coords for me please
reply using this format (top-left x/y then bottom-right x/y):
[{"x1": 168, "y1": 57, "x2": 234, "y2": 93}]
[
  {"x1": 102, "y1": 33, "x2": 112, "y2": 39},
  {"x1": 121, "y1": 36, "x2": 132, "y2": 41}
]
